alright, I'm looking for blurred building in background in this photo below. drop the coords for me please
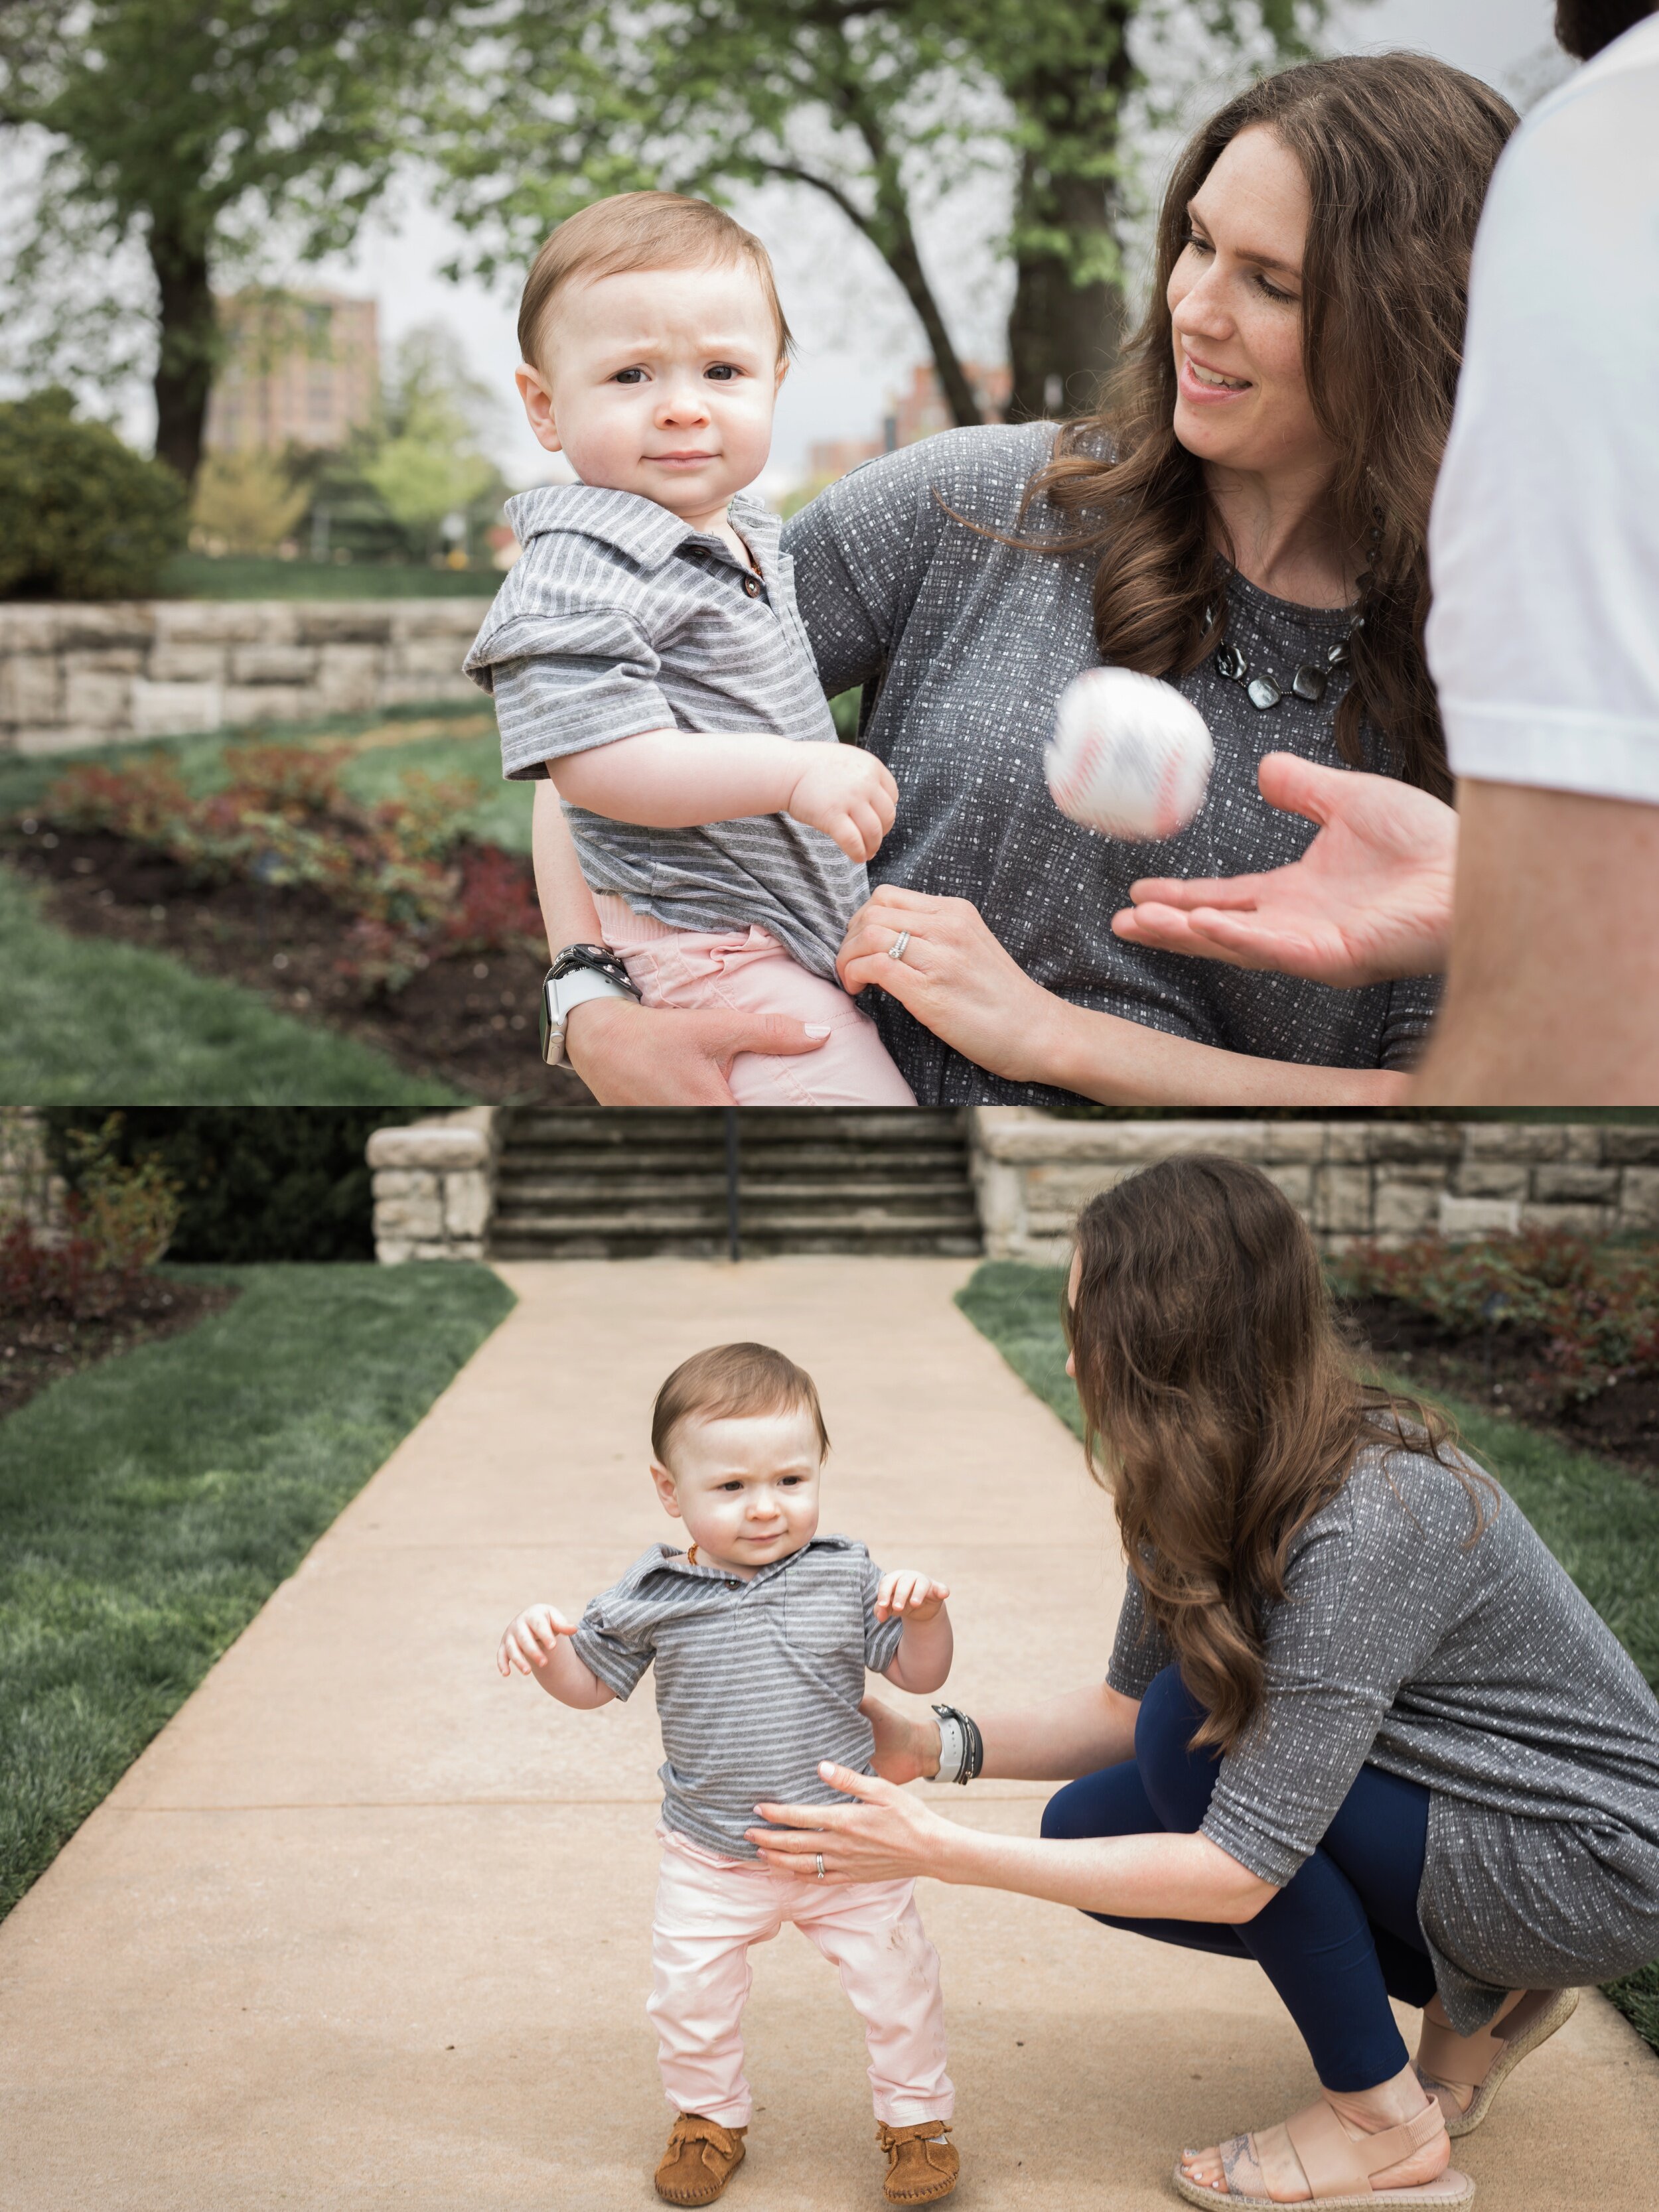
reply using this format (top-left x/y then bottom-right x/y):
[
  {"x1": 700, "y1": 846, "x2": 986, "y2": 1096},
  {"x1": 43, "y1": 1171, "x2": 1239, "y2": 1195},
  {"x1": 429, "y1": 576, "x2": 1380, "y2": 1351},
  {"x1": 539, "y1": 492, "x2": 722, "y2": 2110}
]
[
  {"x1": 806, "y1": 360, "x2": 1013, "y2": 488},
  {"x1": 204, "y1": 292, "x2": 380, "y2": 456}
]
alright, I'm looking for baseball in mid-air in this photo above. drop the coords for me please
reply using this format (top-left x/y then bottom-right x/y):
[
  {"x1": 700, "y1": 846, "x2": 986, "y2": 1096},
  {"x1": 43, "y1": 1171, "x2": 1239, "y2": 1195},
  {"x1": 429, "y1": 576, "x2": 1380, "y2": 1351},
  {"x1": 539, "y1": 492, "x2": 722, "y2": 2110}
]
[{"x1": 1045, "y1": 667, "x2": 1214, "y2": 842}]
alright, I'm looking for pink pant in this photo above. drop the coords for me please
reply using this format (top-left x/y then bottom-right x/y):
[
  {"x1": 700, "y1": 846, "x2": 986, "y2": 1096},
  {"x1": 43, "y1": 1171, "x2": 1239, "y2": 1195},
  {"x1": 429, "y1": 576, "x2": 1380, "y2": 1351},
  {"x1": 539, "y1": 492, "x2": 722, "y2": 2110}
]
[
  {"x1": 595, "y1": 894, "x2": 915, "y2": 1106},
  {"x1": 647, "y1": 1831, "x2": 954, "y2": 2130}
]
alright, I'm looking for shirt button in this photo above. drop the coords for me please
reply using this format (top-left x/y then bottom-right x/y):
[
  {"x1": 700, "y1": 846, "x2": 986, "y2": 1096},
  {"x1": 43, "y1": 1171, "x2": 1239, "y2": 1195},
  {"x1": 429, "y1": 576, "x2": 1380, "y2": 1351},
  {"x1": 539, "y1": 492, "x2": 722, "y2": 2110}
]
[
  {"x1": 742, "y1": 576, "x2": 760, "y2": 597},
  {"x1": 726, "y1": 1578, "x2": 740, "y2": 1588}
]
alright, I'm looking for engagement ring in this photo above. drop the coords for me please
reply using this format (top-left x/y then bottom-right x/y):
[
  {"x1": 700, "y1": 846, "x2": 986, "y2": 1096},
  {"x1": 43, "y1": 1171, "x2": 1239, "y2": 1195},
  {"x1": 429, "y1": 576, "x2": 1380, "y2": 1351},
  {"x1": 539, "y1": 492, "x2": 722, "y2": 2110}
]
[{"x1": 888, "y1": 931, "x2": 912, "y2": 963}]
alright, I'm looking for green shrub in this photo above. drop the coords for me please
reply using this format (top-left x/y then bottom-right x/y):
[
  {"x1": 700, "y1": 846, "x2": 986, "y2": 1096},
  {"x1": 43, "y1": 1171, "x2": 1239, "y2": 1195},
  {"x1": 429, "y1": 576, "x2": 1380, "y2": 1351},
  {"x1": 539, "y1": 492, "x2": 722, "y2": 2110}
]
[
  {"x1": 0, "y1": 388, "x2": 190, "y2": 600},
  {"x1": 43, "y1": 1109, "x2": 413, "y2": 1263}
]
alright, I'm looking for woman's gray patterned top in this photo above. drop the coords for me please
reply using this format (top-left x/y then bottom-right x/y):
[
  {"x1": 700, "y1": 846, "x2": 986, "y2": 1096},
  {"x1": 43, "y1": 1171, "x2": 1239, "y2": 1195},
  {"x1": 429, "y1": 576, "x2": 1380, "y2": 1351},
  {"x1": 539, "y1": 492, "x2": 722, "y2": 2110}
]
[
  {"x1": 781, "y1": 423, "x2": 1443, "y2": 1106},
  {"x1": 1107, "y1": 1442, "x2": 1659, "y2": 2033}
]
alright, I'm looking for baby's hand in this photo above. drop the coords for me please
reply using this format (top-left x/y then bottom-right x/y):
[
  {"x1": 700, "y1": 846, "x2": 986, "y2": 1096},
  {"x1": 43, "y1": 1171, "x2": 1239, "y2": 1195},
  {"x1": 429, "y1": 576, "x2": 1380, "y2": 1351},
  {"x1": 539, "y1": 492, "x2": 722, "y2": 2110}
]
[
  {"x1": 875, "y1": 1570, "x2": 950, "y2": 1625},
  {"x1": 498, "y1": 1603, "x2": 579, "y2": 1677},
  {"x1": 786, "y1": 747, "x2": 899, "y2": 864}
]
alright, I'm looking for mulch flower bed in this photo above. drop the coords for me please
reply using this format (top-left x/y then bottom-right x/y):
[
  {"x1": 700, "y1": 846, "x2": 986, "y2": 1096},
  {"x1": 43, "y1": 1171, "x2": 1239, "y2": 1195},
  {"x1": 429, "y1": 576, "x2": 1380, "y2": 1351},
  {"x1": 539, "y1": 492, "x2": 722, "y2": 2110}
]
[
  {"x1": 7, "y1": 824, "x2": 588, "y2": 1103},
  {"x1": 1335, "y1": 1226, "x2": 1659, "y2": 1481},
  {"x1": 0, "y1": 1273, "x2": 242, "y2": 1422},
  {"x1": 6, "y1": 739, "x2": 593, "y2": 1102}
]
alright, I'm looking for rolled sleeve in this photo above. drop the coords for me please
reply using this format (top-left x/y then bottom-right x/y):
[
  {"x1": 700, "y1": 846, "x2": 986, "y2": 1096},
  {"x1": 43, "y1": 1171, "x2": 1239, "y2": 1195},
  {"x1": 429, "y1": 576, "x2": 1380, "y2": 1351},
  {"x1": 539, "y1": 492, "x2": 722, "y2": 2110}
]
[
  {"x1": 469, "y1": 609, "x2": 675, "y2": 781},
  {"x1": 571, "y1": 1594, "x2": 656, "y2": 1702},
  {"x1": 861, "y1": 1556, "x2": 905, "y2": 1673}
]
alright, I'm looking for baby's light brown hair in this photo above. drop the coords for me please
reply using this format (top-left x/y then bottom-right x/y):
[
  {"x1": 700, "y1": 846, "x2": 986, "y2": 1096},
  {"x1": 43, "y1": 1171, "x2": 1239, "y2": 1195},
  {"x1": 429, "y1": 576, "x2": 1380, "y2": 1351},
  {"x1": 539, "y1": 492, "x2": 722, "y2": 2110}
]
[
  {"x1": 518, "y1": 191, "x2": 793, "y2": 371},
  {"x1": 652, "y1": 1342, "x2": 829, "y2": 1471}
]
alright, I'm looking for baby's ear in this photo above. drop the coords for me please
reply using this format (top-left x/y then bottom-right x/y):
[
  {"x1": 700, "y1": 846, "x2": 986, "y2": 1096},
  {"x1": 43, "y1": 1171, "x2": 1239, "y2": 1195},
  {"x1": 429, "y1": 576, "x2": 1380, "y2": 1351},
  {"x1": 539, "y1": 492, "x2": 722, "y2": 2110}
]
[
  {"x1": 516, "y1": 362, "x2": 563, "y2": 452},
  {"x1": 648, "y1": 1460, "x2": 683, "y2": 1517}
]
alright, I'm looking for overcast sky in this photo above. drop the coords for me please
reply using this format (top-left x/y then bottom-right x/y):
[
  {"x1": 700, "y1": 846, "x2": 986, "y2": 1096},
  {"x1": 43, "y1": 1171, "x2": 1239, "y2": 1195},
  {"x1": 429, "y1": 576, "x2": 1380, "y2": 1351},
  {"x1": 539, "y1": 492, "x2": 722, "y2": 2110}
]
[{"x1": 230, "y1": 0, "x2": 1571, "y2": 488}]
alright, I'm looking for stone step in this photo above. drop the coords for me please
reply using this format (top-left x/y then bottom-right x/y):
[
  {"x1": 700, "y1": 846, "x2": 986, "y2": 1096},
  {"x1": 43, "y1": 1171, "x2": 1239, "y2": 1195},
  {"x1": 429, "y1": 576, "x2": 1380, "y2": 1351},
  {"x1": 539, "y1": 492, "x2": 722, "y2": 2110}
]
[
  {"x1": 490, "y1": 1221, "x2": 982, "y2": 1259},
  {"x1": 499, "y1": 1146, "x2": 970, "y2": 1180},
  {"x1": 510, "y1": 1107, "x2": 957, "y2": 1134},
  {"x1": 487, "y1": 1105, "x2": 979, "y2": 1259},
  {"x1": 500, "y1": 1168, "x2": 982, "y2": 1203}
]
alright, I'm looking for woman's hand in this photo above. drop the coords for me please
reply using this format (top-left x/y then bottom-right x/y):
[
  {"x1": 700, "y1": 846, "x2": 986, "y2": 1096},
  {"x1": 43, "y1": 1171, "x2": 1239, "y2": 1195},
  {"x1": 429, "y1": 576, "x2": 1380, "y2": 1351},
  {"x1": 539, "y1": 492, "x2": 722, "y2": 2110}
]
[
  {"x1": 836, "y1": 886, "x2": 1063, "y2": 1083},
  {"x1": 860, "y1": 1694, "x2": 942, "y2": 1785},
  {"x1": 1112, "y1": 754, "x2": 1457, "y2": 987},
  {"x1": 749, "y1": 1761, "x2": 962, "y2": 1884},
  {"x1": 563, "y1": 996, "x2": 831, "y2": 1104}
]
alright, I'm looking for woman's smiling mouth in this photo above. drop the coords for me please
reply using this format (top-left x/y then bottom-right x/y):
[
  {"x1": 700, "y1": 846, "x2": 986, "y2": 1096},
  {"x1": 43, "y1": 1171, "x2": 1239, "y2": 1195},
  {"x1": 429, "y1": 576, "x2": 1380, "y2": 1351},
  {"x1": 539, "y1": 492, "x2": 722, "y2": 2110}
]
[{"x1": 1181, "y1": 352, "x2": 1252, "y2": 397}]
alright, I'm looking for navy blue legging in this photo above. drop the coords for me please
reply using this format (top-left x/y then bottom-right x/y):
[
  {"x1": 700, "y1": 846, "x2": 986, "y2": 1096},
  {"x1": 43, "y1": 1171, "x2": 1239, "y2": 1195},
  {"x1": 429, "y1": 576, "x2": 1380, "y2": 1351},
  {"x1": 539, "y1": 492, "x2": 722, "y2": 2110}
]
[{"x1": 1041, "y1": 1666, "x2": 1438, "y2": 2091}]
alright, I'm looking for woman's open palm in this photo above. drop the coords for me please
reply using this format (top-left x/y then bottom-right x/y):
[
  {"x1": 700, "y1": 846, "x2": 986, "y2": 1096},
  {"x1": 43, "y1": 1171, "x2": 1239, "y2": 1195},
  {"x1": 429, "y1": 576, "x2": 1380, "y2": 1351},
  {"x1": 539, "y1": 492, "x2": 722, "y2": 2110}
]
[{"x1": 1112, "y1": 754, "x2": 1457, "y2": 987}]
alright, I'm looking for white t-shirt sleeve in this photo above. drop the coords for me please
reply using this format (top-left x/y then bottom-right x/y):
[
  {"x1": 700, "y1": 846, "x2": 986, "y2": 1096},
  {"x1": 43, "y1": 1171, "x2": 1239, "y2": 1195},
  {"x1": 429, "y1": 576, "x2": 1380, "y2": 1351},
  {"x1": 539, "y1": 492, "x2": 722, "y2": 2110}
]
[{"x1": 1426, "y1": 25, "x2": 1659, "y2": 806}]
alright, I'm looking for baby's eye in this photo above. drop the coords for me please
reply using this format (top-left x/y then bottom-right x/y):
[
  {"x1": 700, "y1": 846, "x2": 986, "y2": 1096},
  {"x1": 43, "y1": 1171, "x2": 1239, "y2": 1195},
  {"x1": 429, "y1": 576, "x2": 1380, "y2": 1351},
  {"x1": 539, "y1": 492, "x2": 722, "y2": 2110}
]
[
  {"x1": 779, "y1": 1474, "x2": 806, "y2": 1487},
  {"x1": 613, "y1": 367, "x2": 647, "y2": 384},
  {"x1": 705, "y1": 363, "x2": 741, "y2": 381}
]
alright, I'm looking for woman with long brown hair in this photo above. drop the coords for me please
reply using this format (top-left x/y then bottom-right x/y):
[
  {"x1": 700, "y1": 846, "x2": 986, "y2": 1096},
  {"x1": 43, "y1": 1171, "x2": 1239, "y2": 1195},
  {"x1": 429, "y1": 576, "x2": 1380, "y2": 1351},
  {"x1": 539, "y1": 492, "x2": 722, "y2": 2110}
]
[
  {"x1": 748, "y1": 1159, "x2": 1659, "y2": 2207},
  {"x1": 539, "y1": 54, "x2": 1516, "y2": 1106}
]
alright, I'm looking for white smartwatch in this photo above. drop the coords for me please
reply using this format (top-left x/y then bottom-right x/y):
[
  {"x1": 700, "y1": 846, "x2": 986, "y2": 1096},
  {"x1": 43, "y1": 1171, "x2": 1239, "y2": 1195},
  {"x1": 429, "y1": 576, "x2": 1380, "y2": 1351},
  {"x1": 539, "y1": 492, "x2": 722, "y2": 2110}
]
[{"x1": 540, "y1": 945, "x2": 641, "y2": 1068}]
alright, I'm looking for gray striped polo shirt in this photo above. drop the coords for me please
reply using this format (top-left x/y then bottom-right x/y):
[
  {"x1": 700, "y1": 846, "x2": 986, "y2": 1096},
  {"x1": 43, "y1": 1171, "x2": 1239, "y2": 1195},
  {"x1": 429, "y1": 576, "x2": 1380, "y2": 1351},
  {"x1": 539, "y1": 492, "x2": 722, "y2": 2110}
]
[
  {"x1": 571, "y1": 1533, "x2": 905, "y2": 1859},
  {"x1": 463, "y1": 484, "x2": 866, "y2": 979}
]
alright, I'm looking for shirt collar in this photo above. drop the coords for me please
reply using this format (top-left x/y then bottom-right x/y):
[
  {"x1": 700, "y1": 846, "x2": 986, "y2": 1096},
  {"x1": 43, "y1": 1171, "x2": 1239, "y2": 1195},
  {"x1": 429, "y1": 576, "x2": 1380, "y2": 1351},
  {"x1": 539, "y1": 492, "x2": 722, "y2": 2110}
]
[
  {"x1": 505, "y1": 482, "x2": 780, "y2": 574},
  {"x1": 657, "y1": 1532, "x2": 851, "y2": 1582}
]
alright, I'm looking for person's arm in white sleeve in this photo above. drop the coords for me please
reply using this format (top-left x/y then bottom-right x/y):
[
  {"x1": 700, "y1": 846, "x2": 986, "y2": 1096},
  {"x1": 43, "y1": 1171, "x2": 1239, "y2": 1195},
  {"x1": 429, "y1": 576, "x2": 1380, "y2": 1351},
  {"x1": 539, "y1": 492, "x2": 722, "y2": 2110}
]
[{"x1": 1413, "y1": 33, "x2": 1659, "y2": 1101}]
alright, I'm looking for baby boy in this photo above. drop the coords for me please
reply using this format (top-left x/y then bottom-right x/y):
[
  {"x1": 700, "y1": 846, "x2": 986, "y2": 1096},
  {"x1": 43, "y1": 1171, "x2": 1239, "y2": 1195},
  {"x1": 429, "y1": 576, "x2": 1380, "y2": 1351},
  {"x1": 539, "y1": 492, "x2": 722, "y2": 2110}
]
[
  {"x1": 497, "y1": 1342, "x2": 960, "y2": 2205},
  {"x1": 464, "y1": 191, "x2": 913, "y2": 1103}
]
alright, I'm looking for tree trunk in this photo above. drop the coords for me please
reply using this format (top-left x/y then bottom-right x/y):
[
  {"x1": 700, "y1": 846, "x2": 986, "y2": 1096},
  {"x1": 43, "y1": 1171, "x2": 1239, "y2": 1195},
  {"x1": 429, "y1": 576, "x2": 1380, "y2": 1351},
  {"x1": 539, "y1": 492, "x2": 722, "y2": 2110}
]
[
  {"x1": 148, "y1": 218, "x2": 216, "y2": 486},
  {"x1": 1006, "y1": 161, "x2": 1129, "y2": 421},
  {"x1": 827, "y1": 33, "x2": 984, "y2": 429},
  {"x1": 1003, "y1": 7, "x2": 1136, "y2": 423}
]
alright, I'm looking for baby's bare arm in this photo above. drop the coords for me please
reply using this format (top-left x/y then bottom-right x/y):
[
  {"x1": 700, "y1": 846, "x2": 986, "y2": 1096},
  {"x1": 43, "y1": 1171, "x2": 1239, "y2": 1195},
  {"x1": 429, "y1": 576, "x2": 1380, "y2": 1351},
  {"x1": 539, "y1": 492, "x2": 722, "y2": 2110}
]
[
  {"x1": 876, "y1": 1570, "x2": 954, "y2": 1696},
  {"x1": 551, "y1": 728, "x2": 799, "y2": 825},
  {"x1": 550, "y1": 728, "x2": 897, "y2": 863},
  {"x1": 497, "y1": 1603, "x2": 616, "y2": 1710}
]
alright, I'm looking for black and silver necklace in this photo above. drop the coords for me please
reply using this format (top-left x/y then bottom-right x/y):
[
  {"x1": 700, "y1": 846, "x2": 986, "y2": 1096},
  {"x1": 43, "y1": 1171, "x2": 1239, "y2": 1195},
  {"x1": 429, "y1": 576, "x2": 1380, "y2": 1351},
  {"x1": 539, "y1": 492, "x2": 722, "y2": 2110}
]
[{"x1": 1204, "y1": 596, "x2": 1360, "y2": 711}]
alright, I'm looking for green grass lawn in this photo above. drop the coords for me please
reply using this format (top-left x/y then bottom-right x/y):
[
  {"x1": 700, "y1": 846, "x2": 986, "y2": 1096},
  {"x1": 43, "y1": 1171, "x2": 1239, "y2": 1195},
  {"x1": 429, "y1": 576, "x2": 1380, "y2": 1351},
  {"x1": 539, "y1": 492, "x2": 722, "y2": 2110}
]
[
  {"x1": 0, "y1": 865, "x2": 460, "y2": 1105},
  {"x1": 156, "y1": 553, "x2": 500, "y2": 600},
  {"x1": 0, "y1": 1261, "x2": 516, "y2": 1919},
  {"x1": 955, "y1": 1259, "x2": 1659, "y2": 2055}
]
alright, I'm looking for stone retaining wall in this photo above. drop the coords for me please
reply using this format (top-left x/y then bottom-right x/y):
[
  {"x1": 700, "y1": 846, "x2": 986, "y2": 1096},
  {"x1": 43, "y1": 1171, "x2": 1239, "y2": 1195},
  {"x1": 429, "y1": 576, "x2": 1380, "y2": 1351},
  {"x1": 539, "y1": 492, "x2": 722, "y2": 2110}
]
[
  {"x1": 0, "y1": 598, "x2": 490, "y2": 755},
  {"x1": 367, "y1": 1109, "x2": 502, "y2": 1263},
  {"x1": 970, "y1": 1111, "x2": 1659, "y2": 1263}
]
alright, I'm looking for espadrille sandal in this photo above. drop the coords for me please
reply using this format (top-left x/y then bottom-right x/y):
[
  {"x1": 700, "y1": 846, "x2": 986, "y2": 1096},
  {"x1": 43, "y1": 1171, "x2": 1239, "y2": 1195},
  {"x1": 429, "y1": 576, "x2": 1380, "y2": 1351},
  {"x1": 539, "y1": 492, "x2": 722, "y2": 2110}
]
[
  {"x1": 1415, "y1": 1986, "x2": 1579, "y2": 2138},
  {"x1": 877, "y1": 2118, "x2": 959, "y2": 2204},
  {"x1": 654, "y1": 2114, "x2": 747, "y2": 2205},
  {"x1": 1172, "y1": 2095, "x2": 1474, "y2": 2210}
]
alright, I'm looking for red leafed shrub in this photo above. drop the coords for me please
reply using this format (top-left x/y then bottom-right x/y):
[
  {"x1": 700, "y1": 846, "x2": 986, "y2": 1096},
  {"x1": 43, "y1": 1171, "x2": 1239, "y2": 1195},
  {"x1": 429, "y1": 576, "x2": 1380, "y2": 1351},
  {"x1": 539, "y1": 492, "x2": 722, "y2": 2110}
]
[
  {"x1": 33, "y1": 747, "x2": 541, "y2": 993},
  {"x1": 1331, "y1": 1227, "x2": 1659, "y2": 1405},
  {"x1": 0, "y1": 1119, "x2": 180, "y2": 1320},
  {"x1": 222, "y1": 742, "x2": 348, "y2": 818},
  {"x1": 44, "y1": 756, "x2": 196, "y2": 845},
  {"x1": 441, "y1": 842, "x2": 543, "y2": 953}
]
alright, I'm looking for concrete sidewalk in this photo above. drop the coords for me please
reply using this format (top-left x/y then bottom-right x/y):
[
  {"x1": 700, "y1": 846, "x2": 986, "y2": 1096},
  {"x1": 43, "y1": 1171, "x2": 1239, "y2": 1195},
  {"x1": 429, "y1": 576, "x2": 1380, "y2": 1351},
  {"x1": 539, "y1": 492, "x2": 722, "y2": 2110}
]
[{"x1": 1, "y1": 1258, "x2": 1653, "y2": 2211}]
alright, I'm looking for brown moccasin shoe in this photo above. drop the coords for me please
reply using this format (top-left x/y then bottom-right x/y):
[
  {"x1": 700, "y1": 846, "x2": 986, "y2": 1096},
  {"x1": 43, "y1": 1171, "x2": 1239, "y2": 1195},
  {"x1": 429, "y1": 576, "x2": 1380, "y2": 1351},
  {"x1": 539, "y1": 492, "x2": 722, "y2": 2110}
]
[
  {"x1": 877, "y1": 2120, "x2": 959, "y2": 2204},
  {"x1": 654, "y1": 2113, "x2": 747, "y2": 2205}
]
